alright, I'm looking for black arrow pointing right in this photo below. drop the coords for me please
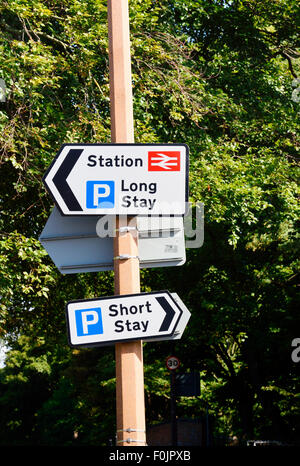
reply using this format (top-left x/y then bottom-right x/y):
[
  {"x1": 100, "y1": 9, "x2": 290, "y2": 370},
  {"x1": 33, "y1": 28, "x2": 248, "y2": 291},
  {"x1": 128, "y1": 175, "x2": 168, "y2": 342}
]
[
  {"x1": 156, "y1": 296, "x2": 176, "y2": 332},
  {"x1": 52, "y1": 148, "x2": 83, "y2": 211}
]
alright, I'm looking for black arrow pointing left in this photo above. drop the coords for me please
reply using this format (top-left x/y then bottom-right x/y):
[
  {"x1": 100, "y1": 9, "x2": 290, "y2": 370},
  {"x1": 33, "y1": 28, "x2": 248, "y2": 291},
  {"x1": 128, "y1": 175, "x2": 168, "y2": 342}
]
[
  {"x1": 52, "y1": 148, "x2": 83, "y2": 211},
  {"x1": 156, "y1": 296, "x2": 176, "y2": 332}
]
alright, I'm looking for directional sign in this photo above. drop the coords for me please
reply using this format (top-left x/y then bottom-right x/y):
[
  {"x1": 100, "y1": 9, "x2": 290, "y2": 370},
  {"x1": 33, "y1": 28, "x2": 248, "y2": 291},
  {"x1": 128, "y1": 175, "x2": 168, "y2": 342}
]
[
  {"x1": 65, "y1": 291, "x2": 189, "y2": 347},
  {"x1": 146, "y1": 293, "x2": 190, "y2": 343},
  {"x1": 39, "y1": 207, "x2": 186, "y2": 273},
  {"x1": 43, "y1": 144, "x2": 189, "y2": 216}
]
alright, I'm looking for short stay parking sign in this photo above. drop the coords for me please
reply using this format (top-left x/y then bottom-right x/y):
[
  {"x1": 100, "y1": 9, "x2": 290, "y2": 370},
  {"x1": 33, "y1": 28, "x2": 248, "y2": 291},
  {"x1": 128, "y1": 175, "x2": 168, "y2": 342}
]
[
  {"x1": 43, "y1": 143, "x2": 189, "y2": 216},
  {"x1": 66, "y1": 291, "x2": 190, "y2": 347}
]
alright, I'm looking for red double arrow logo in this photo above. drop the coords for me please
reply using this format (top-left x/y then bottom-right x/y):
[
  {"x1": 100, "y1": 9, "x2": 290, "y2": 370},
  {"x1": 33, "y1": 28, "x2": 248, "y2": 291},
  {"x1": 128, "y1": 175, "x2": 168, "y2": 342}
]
[{"x1": 148, "y1": 151, "x2": 181, "y2": 171}]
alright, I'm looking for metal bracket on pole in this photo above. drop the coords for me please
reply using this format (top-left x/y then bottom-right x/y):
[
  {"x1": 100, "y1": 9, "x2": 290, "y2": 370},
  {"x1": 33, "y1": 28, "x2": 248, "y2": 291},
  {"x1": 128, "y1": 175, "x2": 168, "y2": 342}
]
[
  {"x1": 116, "y1": 428, "x2": 147, "y2": 445},
  {"x1": 113, "y1": 254, "x2": 140, "y2": 260},
  {"x1": 116, "y1": 428, "x2": 147, "y2": 444},
  {"x1": 116, "y1": 438, "x2": 146, "y2": 444},
  {"x1": 117, "y1": 428, "x2": 146, "y2": 433},
  {"x1": 115, "y1": 226, "x2": 138, "y2": 233}
]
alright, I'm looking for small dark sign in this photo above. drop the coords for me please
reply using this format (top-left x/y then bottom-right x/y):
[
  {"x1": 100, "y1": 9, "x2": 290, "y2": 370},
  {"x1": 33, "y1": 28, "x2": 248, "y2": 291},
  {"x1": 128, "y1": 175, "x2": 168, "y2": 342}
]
[{"x1": 175, "y1": 372, "x2": 200, "y2": 397}]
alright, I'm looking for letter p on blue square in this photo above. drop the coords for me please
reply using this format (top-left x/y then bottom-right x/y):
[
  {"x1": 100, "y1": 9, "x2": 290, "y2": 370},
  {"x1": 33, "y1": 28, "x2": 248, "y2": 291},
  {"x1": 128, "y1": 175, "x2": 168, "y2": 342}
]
[
  {"x1": 86, "y1": 181, "x2": 115, "y2": 208},
  {"x1": 75, "y1": 307, "x2": 103, "y2": 336}
]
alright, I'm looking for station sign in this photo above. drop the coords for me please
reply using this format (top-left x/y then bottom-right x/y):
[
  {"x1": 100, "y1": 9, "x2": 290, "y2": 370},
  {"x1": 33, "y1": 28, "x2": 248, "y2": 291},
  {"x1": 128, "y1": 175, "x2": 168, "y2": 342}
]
[{"x1": 43, "y1": 144, "x2": 189, "y2": 216}]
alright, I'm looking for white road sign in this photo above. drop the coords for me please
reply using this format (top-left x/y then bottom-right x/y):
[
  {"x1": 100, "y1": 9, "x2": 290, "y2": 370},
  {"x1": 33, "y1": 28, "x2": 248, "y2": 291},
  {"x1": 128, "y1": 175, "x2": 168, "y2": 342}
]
[
  {"x1": 66, "y1": 291, "x2": 190, "y2": 347},
  {"x1": 43, "y1": 144, "x2": 189, "y2": 216},
  {"x1": 146, "y1": 293, "x2": 190, "y2": 343}
]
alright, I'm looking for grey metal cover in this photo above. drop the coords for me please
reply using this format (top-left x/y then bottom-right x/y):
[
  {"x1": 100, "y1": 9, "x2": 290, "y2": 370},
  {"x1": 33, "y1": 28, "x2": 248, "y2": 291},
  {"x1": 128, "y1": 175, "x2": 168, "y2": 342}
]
[{"x1": 39, "y1": 207, "x2": 186, "y2": 273}]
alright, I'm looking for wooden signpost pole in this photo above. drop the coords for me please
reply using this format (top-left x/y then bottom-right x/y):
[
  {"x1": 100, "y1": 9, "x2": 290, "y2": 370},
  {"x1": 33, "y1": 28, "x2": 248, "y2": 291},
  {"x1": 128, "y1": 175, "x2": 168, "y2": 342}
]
[{"x1": 108, "y1": 0, "x2": 146, "y2": 446}]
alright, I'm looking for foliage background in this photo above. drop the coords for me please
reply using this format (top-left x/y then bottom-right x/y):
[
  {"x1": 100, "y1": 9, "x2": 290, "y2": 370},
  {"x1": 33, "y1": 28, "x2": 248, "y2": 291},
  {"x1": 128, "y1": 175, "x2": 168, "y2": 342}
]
[{"x1": 0, "y1": 0, "x2": 299, "y2": 446}]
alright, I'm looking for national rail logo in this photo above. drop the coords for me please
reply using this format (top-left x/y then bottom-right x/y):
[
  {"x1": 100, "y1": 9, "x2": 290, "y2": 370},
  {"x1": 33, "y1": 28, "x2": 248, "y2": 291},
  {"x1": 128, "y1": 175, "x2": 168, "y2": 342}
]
[{"x1": 148, "y1": 151, "x2": 181, "y2": 171}]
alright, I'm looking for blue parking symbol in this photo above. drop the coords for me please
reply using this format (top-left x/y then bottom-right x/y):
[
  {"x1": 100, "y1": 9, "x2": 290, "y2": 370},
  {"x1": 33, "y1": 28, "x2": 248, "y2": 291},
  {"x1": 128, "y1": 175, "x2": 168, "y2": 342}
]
[
  {"x1": 75, "y1": 308, "x2": 103, "y2": 336},
  {"x1": 86, "y1": 181, "x2": 115, "y2": 208}
]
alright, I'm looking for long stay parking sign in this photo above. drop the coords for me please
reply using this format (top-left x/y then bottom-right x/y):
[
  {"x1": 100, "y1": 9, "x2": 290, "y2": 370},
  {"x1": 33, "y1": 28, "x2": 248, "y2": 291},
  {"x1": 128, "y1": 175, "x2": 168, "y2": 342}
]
[{"x1": 43, "y1": 144, "x2": 189, "y2": 216}]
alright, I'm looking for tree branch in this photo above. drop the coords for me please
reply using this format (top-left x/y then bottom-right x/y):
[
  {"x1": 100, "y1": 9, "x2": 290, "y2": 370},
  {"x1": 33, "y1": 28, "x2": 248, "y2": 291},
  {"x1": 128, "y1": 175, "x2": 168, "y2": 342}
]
[{"x1": 281, "y1": 51, "x2": 298, "y2": 78}]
